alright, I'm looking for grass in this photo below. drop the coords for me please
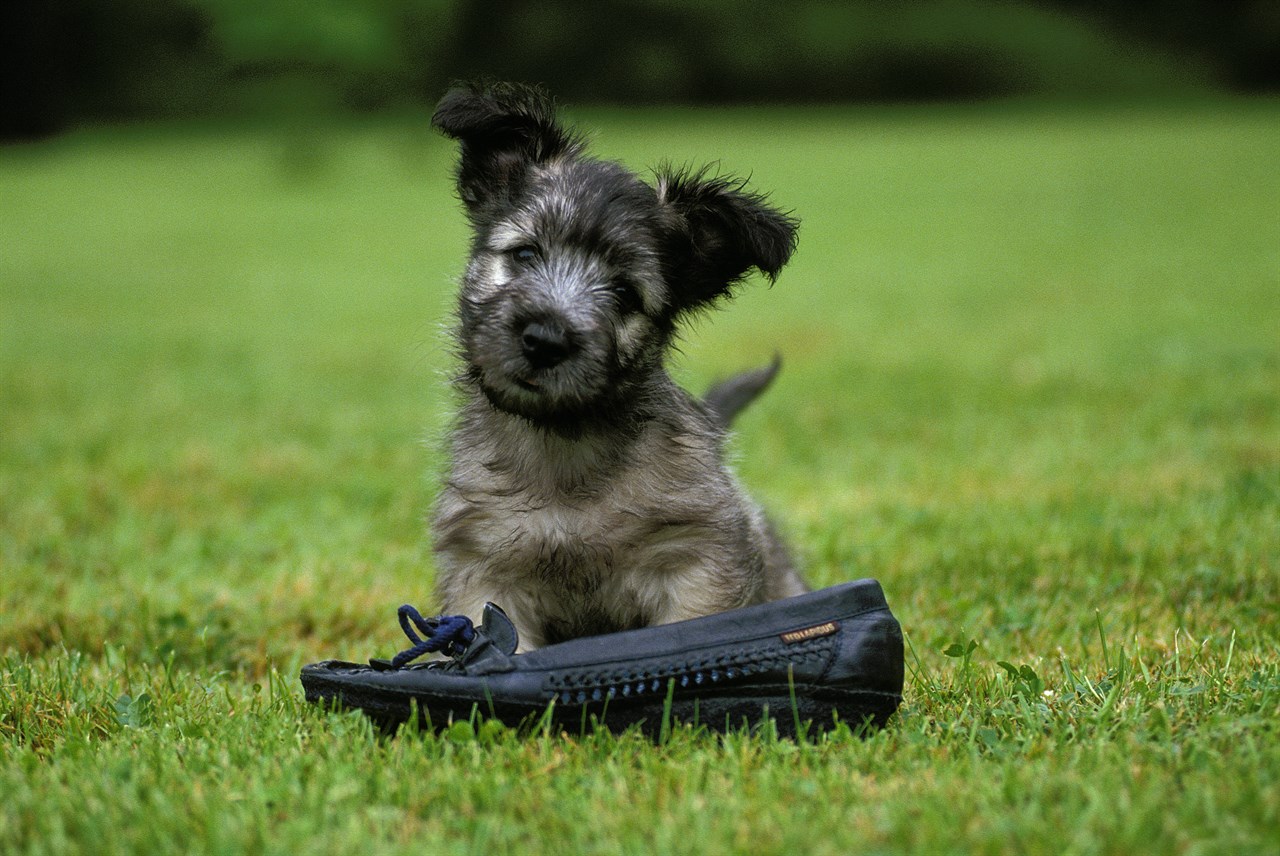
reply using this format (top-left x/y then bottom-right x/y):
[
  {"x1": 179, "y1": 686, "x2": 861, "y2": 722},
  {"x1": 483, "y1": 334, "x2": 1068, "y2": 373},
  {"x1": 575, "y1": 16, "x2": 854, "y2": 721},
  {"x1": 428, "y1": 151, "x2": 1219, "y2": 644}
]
[{"x1": 2, "y1": 99, "x2": 1278, "y2": 853}]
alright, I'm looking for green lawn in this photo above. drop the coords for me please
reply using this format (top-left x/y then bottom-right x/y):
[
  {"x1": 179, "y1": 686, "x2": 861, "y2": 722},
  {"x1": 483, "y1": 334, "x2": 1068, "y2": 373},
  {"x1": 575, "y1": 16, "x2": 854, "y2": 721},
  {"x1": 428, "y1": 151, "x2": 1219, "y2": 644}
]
[{"x1": 2, "y1": 100, "x2": 1278, "y2": 853}]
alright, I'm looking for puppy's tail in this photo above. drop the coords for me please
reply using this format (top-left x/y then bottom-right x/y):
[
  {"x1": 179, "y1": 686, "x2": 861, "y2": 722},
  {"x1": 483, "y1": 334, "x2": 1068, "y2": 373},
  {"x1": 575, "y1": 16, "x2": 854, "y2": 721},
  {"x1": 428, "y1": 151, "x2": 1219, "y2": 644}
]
[{"x1": 701, "y1": 355, "x2": 781, "y2": 429}]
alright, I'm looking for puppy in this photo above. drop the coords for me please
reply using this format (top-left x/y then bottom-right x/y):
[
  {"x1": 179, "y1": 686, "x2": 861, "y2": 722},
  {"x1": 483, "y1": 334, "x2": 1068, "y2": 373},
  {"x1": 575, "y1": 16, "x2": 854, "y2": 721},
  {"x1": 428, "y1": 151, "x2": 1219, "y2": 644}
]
[{"x1": 428, "y1": 82, "x2": 807, "y2": 651}]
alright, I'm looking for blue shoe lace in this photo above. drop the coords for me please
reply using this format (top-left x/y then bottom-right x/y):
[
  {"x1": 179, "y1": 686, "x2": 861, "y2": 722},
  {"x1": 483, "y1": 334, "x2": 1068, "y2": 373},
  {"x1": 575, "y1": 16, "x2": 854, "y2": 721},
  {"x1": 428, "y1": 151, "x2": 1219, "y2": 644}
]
[{"x1": 390, "y1": 605, "x2": 476, "y2": 668}]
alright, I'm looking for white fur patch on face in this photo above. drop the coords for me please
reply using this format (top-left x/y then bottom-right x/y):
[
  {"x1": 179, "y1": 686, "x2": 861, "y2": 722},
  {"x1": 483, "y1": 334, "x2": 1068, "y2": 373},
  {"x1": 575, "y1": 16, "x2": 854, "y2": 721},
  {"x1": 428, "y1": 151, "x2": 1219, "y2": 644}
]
[
  {"x1": 634, "y1": 270, "x2": 667, "y2": 316},
  {"x1": 466, "y1": 254, "x2": 509, "y2": 298},
  {"x1": 615, "y1": 313, "x2": 650, "y2": 359},
  {"x1": 537, "y1": 252, "x2": 600, "y2": 320},
  {"x1": 488, "y1": 221, "x2": 531, "y2": 254}
]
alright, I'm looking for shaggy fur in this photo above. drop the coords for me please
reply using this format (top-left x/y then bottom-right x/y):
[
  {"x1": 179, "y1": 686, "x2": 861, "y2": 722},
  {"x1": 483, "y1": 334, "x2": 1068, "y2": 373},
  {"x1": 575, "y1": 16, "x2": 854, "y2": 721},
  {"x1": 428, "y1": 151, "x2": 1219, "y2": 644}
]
[{"x1": 429, "y1": 81, "x2": 807, "y2": 651}]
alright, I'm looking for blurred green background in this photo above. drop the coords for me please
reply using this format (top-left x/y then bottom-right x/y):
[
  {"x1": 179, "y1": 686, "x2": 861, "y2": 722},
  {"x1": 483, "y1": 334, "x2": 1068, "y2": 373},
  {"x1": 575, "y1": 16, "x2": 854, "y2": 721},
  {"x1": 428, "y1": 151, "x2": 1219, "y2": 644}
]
[{"x1": 5, "y1": 0, "x2": 1280, "y2": 137}]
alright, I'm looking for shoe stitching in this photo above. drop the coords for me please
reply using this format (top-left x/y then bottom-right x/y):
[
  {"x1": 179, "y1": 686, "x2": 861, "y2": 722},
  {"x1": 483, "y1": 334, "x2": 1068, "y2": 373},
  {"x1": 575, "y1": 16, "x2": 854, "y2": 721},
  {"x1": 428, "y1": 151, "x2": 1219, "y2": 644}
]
[{"x1": 546, "y1": 635, "x2": 837, "y2": 702}]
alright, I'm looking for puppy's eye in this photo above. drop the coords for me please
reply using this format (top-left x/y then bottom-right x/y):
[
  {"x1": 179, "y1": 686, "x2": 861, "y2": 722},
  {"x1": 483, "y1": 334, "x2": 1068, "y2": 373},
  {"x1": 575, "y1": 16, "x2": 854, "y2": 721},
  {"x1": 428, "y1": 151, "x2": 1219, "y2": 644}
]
[
  {"x1": 610, "y1": 279, "x2": 643, "y2": 314},
  {"x1": 510, "y1": 245, "x2": 539, "y2": 265}
]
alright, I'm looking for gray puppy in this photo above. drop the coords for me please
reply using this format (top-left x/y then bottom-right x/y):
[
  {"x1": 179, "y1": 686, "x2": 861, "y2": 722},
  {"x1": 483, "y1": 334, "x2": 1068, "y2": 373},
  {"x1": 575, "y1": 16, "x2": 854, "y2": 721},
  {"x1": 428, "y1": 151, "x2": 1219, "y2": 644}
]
[{"x1": 429, "y1": 82, "x2": 807, "y2": 651}]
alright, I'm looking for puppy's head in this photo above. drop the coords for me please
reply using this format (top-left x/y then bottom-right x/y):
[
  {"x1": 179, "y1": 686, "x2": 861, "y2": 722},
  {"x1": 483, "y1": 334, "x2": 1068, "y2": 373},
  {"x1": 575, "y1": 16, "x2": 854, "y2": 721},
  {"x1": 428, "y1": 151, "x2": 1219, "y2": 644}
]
[{"x1": 433, "y1": 82, "x2": 798, "y2": 429}]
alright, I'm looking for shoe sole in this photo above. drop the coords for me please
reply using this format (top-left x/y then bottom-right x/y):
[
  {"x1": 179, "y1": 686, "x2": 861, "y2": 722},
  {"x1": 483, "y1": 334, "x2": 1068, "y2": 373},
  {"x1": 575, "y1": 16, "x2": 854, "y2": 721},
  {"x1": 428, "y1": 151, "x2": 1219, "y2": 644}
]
[{"x1": 302, "y1": 666, "x2": 900, "y2": 738}]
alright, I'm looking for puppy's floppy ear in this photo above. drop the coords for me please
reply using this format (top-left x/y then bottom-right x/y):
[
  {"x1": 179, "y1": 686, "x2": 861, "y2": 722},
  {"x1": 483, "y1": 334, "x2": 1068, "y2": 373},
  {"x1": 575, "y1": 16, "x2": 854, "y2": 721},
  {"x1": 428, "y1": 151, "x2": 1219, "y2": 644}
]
[
  {"x1": 656, "y1": 165, "x2": 799, "y2": 312},
  {"x1": 432, "y1": 81, "x2": 583, "y2": 219}
]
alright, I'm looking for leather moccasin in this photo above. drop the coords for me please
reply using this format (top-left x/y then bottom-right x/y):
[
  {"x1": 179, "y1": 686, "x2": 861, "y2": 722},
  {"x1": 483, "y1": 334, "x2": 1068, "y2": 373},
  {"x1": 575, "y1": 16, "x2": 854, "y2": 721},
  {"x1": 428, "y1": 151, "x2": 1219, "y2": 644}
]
[{"x1": 301, "y1": 579, "x2": 903, "y2": 737}]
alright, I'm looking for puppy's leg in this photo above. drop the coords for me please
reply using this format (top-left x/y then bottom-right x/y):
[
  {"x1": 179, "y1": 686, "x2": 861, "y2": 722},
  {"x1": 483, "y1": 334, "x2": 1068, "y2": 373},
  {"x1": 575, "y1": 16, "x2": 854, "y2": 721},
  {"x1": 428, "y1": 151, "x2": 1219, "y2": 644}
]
[
  {"x1": 758, "y1": 512, "x2": 809, "y2": 600},
  {"x1": 643, "y1": 562, "x2": 762, "y2": 628}
]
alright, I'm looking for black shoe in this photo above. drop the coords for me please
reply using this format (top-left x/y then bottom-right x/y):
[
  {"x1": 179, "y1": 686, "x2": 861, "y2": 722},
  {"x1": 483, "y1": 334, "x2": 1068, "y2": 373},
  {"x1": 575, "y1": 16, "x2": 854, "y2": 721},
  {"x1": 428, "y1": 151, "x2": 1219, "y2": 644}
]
[{"x1": 300, "y1": 579, "x2": 903, "y2": 737}]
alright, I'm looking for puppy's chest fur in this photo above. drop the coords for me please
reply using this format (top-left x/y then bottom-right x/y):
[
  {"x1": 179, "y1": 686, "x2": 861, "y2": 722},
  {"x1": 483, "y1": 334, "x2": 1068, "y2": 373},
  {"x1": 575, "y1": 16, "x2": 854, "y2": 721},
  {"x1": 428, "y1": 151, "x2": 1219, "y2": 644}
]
[{"x1": 431, "y1": 409, "x2": 754, "y2": 646}]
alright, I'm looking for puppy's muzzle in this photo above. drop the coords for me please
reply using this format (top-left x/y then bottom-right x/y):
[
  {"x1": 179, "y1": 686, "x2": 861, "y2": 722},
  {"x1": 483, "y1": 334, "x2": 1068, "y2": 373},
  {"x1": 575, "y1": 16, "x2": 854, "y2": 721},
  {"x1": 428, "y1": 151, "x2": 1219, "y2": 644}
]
[{"x1": 520, "y1": 319, "x2": 577, "y2": 370}]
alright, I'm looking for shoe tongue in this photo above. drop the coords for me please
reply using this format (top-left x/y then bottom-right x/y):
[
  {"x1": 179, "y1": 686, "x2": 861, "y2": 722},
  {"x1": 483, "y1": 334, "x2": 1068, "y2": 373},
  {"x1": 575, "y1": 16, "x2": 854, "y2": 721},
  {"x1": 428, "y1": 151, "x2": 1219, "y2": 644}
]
[{"x1": 481, "y1": 603, "x2": 519, "y2": 655}]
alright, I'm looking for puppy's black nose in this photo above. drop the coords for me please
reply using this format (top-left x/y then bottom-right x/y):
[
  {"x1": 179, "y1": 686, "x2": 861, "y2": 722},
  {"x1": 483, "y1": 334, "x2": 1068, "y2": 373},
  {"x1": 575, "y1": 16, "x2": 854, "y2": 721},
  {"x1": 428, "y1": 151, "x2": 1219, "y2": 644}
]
[{"x1": 520, "y1": 321, "x2": 576, "y2": 369}]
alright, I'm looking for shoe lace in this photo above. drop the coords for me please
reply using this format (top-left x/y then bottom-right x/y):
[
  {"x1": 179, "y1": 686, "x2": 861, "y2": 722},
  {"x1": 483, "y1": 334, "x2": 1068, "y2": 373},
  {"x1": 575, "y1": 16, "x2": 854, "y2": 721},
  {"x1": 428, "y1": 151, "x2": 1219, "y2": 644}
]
[{"x1": 391, "y1": 605, "x2": 476, "y2": 668}]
